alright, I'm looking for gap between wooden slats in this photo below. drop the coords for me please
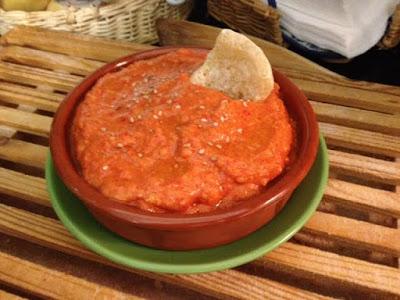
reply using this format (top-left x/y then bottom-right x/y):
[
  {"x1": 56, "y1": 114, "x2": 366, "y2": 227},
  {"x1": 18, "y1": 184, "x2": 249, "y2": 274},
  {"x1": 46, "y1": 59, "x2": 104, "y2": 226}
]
[
  {"x1": 0, "y1": 205, "x2": 331, "y2": 300},
  {"x1": 0, "y1": 289, "x2": 26, "y2": 300},
  {"x1": 0, "y1": 89, "x2": 58, "y2": 113},
  {"x1": 0, "y1": 140, "x2": 47, "y2": 169},
  {"x1": 0, "y1": 82, "x2": 64, "y2": 103},
  {"x1": 324, "y1": 179, "x2": 400, "y2": 218},
  {"x1": 304, "y1": 211, "x2": 400, "y2": 256},
  {"x1": 0, "y1": 107, "x2": 51, "y2": 137},
  {"x1": 0, "y1": 168, "x2": 48, "y2": 207},
  {"x1": 0, "y1": 203, "x2": 397, "y2": 298},
  {"x1": 0, "y1": 25, "x2": 154, "y2": 63},
  {"x1": 311, "y1": 101, "x2": 400, "y2": 136},
  {"x1": 320, "y1": 122, "x2": 400, "y2": 157},
  {"x1": 278, "y1": 68, "x2": 400, "y2": 108},
  {"x1": 395, "y1": 158, "x2": 400, "y2": 273},
  {"x1": 0, "y1": 46, "x2": 104, "y2": 77},
  {"x1": 0, "y1": 61, "x2": 81, "y2": 92},
  {"x1": 0, "y1": 251, "x2": 142, "y2": 300},
  {"x1": 328, "y1": 150, "x2": 400, "y2": 185}
]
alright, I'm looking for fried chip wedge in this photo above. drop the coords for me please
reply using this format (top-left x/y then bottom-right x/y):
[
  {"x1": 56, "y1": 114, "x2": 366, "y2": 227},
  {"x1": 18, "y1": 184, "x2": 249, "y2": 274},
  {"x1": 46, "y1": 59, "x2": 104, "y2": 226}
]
[{"x1": 191, "y1": 29, "x2": 274, "y2": 101}]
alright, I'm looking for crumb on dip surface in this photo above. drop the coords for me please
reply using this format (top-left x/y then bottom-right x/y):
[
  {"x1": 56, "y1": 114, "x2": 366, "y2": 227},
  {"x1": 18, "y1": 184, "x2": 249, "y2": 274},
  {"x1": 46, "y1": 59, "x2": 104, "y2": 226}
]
[{"x1": 72, "y1": 49, "x2": 294, "y2": 214}]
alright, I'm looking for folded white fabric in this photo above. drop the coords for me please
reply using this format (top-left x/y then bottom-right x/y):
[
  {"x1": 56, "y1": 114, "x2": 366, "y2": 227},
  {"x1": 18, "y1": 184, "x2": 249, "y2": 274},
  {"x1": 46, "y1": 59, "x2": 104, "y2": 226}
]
[{"x1": 269, "y1": 0, "x2": 399, "y2": 58}]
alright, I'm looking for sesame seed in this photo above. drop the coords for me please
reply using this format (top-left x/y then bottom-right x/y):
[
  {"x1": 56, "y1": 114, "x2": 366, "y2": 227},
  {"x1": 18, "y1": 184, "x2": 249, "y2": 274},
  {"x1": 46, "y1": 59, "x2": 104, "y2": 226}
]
[
  {"x1": 174, "y1": 163, "x2": 179, "y2": 169},
  {"x1": 154, "y1": 89, "x2": 158, "y2": 94},
  {"x1": 153, "y1": 114, "x2": 159, "y2": 119},
  {"x1": 198, "y1": 148, "x2": 205, "y2": 155},
  {"x1": 190, "y1": 190, "x2": 197, "y2": 196},
  {"x1": 219, "y1": 185, "x2": 223, "y2": 191},
  {"x1": 225, "y1": 136, "x2": 231, "y2": 143},
  {"x1": 199, "y1": 105, "x2": 205, "y2": 109},
  {"x1": 175, "y1": 104, "x2": 181, "y2": 110},
  {"x1": 237, "y1": 128, "x2": 243, "y2": 134},
  {"x1": 102, "y1": 165, "x2": 109, "y2": 171},
  {"x1": 213, "y1": 122, "x2": 219, "y2": 127},
  {"x1": 158, "y1": 110, "x2": 163, "y2": 116},
  {"x1": 183, "y1": 143, "x2": 191, "y2": 148},
  {"x1": 138, "y1": 153, "x2": 143, "y2": 158},
  {"x1": 129, "y1": 117, "x2": 135, "y2": 123},
  {"x1": 117, "y1": 143, "x2": 123, "y2": 148},
  {"x1": 220, "y1": 116, "x2": 225, "y2": 122},
  {"x1": 100, "y1": 127, "x2": 107, "y2": 132},
  {"x1": 201, "y1": 118, "x2": 208, "y2": 123},
  {"x1": 211, "y1": 156, "x2": 217, "y2": 161},
  {"x1": 166, "y1": 99, "x2": 172, "y2": 104},
  {"x1": 143, "y1": 77, "x2": 149, "y2": 83},
  {"x1": 216, "y1": 144, "x2": 222, "y2": 149},
  {"x1": 207, "y1": 141, "x2": 214, "y2": 146},
  {"x1": 137, "y1": 114, "x2": 142, "y2": 120},
  {"x1": 243, "y1": 101, "x2": 248, "y2": 107},
  {"x1": 197, "y1": 124, "x2": 203, "y2": 128}
]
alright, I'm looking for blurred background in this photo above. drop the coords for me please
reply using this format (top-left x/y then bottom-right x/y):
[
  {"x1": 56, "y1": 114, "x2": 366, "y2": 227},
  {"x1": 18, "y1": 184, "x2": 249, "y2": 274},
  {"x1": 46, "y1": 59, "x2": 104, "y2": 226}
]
[{"x1": 0, "y1": 0, "x2": 399, "y2": 85}]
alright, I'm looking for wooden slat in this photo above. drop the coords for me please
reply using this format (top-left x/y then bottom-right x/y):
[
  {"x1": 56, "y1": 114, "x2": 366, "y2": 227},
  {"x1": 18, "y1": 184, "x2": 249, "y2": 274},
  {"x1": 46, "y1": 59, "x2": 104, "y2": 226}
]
[
  {"x1": 0, "y1": 204, "x2": 332, "y2": 300},
  {"x1": 1, "y1": 26, "x2": 154, "y2": 63},
  {"x1": 0, "y1": 82, "x2": 64, "y2": 103},
  {"x1": 324, "y1": 178, "x2": 400, "y2": 218},
  {"x1": 156, "y1": 19, "x2": 400, "y2": 114},
  {"x1": 0, "y1": 251, "x2": 142, "y2": 300},
  {"x1": 257, "y1": 243, "x2": 400, "y2": 297},
  {"x1": 0, "y1": 89, "x2": 58, "y2": 112},
  {"x1": 0, "y1": 168, "x2": 49, "y2": 207},
  {"x1": 0, "y1": 107, "x2": 51, "y2": 137},
  {"x1": 328, "y1": 149, "x2": 400, "y2": 185},
  {"x1": 0, "y1": 62, "x2": 81, "y2": 92},
  {"x1": 0, "y1": 290, "x2": 26, "y2": 300},
  {"x1": 304, "y1": 211, "x2": 400, "y2": 256},
  {"x1": 0, "y1": 139, "x2": 47, "y2": 169},
  {"x1": 0, "y1": 45, "x2": 104, "y2": 76},
  {"x1": 320, "y1": 122, "x2": 400, "y2": 157},
  {"x1": 311, "y1": 101, "x2": 400, "y2": 135}
]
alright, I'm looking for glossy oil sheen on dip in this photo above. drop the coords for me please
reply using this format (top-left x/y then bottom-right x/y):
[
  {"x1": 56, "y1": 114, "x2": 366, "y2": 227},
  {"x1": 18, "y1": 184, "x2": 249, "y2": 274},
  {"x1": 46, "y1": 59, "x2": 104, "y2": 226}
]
[{"x1": 72, "y1": 49, "x2": 294, "y2": 214}]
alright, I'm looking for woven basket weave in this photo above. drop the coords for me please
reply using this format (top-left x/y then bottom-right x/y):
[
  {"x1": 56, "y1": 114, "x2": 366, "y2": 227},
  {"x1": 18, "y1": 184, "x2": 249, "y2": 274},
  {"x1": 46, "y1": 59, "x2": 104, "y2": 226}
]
[
  {"x1": 0, "y1": 0, "x2": 194, "y2": 44},
  {"x1": 208, "y1": 0, "x2": 400, "y2": 49}
]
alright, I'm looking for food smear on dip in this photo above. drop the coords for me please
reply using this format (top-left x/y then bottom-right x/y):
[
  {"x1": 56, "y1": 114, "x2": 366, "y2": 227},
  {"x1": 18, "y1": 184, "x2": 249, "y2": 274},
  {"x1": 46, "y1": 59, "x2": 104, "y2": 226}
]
[{"x1": 72, "y1": 49, "x2": 294, "y2": 214}]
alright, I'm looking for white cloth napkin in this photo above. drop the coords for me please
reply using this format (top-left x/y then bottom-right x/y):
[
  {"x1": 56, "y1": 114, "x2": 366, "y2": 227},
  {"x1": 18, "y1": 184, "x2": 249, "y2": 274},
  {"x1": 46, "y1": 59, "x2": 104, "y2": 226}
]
[{"x1": 269, "y1": 0, "x2": 399, "y2": 58}]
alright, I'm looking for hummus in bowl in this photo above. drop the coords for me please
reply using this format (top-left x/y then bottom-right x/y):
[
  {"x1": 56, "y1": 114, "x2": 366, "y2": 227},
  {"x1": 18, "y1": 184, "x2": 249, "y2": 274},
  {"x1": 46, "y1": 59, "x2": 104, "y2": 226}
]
[{"x1": 72, "y1": 49, "x2": 294, "y2": 214}]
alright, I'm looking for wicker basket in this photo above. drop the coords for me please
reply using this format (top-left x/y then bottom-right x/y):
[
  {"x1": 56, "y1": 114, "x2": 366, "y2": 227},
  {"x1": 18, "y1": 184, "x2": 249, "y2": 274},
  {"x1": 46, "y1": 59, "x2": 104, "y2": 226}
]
[
  {"x1": 208, "y1": 0, "x2": 400, "y2": 50},
  {"x1": 0, "y1": 0, "x2": 194, "y2": 44}
]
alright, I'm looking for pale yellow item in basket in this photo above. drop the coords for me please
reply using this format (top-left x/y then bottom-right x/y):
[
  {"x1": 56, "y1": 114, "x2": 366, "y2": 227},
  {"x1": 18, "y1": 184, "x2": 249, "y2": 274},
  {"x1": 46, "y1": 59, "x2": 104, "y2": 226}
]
[
  {"x1": 1, "y1": 0, "x2": 50, "y2": 11},
  {"x1": 191, "y1": 29, "x2": 274, "y2": 101},
  {"x1": 46, "y1": 0, "x2": 65, "y2": 11}
]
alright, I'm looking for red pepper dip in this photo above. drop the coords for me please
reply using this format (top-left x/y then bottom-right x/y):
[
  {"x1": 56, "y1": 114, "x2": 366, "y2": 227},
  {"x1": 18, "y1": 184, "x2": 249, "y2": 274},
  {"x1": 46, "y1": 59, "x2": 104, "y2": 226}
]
[{"x1": 72, "y1": 49, "x2": 294, "y2": 214}]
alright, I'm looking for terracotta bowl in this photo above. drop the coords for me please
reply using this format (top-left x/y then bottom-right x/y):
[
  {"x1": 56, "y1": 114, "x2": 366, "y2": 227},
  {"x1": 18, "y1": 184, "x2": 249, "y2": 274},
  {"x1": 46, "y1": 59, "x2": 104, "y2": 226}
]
[{"x1": 50, "y1": 47, "x2": 319, "y2": 251}]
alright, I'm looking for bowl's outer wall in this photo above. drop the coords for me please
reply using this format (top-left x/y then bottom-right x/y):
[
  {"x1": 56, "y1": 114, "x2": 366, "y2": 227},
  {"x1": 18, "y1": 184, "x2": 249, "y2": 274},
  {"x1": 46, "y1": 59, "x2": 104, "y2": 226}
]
[{"x1": 87, "y1": 193, "x2": 292, "y2": 250}]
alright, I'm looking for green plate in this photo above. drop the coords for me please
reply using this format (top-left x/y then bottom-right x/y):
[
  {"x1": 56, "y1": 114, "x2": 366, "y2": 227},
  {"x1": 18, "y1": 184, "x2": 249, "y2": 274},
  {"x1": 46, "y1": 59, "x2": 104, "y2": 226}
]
[{"x1": 46, "y1": 135, "x2": 328, "y2": 274}]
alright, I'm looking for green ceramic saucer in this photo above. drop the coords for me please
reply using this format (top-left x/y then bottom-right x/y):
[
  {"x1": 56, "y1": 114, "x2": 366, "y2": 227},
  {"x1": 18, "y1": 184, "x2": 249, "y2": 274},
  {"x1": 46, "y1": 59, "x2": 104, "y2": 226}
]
[{"x1": 46, "y1": 135, "x2": 328, "y2": 274}]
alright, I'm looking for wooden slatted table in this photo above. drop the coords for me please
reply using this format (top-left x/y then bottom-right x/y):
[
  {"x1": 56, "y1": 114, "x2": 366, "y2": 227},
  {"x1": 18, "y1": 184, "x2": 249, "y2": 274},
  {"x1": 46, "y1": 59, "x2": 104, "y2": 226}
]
[{"x1": 0, "y1": 20, "x2": 399, "y2": 299}]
